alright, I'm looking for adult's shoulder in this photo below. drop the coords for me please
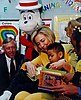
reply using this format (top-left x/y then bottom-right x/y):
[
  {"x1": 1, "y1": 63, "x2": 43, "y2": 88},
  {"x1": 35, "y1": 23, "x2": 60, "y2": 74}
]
[
  {"x1": 0, "y1": 53, "x2": 6, "y2": 63},
  {"x1": 0, "y1": 52, "x2": 5, "y2": 58}
]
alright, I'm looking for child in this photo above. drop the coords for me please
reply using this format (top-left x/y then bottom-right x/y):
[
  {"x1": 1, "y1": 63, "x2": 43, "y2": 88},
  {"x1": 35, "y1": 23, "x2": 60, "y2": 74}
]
[
  {"x1": 38, "y1": 42, "x2": 67, "y2": 92},
  {"x1": 46, "y1": 42, "x2": 68, "y2": 72}
]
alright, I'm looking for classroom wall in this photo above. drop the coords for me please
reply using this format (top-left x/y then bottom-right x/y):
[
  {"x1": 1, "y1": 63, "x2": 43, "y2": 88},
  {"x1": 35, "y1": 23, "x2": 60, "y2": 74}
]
[{"x1": 0, "y1": 0, "x2": 81, "y2": 20}]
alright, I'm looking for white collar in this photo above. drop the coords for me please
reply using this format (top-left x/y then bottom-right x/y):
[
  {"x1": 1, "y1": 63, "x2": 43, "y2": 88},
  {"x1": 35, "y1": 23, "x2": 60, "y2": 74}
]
[{"x1": 5, "y1": 54, "x2": 11, "y2": 62}]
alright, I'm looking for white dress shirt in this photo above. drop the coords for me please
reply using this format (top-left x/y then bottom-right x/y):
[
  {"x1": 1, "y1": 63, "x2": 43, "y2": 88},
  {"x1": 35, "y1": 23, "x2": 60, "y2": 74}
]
[{"x1": 5, "y1": 54, "x2": 16, "y2": 73}]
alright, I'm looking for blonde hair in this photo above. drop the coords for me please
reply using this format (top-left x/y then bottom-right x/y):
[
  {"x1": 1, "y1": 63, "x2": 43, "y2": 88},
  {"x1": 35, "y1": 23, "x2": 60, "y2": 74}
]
[{"x1": 31, "y1": 25, "x2": 55, "y2": 52}]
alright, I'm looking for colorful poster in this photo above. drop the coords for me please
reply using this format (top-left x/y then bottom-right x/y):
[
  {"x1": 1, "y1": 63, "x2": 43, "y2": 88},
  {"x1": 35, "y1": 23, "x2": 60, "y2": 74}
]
[{"x1": 0, "y1": 20, "x2": 19, "y2": 50}]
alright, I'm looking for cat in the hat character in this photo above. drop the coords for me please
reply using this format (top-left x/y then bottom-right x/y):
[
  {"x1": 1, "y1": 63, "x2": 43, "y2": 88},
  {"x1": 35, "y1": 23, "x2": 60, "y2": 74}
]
[{"x1": 16, "y1": 0, "x2": 42, "y2": 60}]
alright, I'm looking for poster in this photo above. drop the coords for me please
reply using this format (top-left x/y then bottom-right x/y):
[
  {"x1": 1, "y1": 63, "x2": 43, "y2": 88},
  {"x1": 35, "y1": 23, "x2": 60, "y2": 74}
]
[{"x1": 0, "y1": 20, "x2": 19, "y2": 51}]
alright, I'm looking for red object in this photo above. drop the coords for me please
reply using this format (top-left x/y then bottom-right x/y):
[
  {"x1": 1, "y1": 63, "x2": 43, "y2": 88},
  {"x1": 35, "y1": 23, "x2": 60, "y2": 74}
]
[
  {"x1": 19, "y1": 1, "x2": 38, "y2": 7},
  {"x1": 74, "y1": 0, "x2": 81, "y2": 2},
  {"x1": 20, "y1": 35, "x2": 34, "y2": 60}
]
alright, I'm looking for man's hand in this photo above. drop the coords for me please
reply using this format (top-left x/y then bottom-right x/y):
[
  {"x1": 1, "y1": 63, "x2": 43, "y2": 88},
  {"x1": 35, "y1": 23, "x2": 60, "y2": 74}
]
[{"x1": 0, "y1": 90, "x2": 12, "y2": 100}]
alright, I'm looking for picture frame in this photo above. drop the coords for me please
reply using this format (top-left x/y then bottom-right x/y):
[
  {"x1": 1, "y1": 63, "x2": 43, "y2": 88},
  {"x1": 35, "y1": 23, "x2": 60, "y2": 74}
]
[{"x1": 54, "y1": 15, "x2": 81, "y2": 42}]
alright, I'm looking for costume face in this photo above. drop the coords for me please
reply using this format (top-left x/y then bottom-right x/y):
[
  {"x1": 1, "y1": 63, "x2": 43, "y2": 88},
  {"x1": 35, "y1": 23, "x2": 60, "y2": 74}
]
[
  {"x1": 3, "y1": 40, "x2": 16, "y2": 58},
  {"x1": 47, "y1": 49, "x2": 61, "y2": 63},
  {"x1": 19, "y1": 9, "x2": 42, "y2": 32},
  {"x1": 35, "y1": 33, "x2": 51, "y2": 52}
]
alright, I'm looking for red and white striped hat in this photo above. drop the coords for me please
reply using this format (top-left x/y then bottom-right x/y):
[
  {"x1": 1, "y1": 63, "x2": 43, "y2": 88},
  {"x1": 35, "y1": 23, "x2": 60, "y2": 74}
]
[{"x1": 16, "y1": 0, "x2": 41, "y2": 10}]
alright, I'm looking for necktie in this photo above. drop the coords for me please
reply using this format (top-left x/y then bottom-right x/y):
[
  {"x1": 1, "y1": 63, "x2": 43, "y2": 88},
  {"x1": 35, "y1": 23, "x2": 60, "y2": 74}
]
[{"x1": 10, "y1": 58, "x2": 15, "y2": 79}]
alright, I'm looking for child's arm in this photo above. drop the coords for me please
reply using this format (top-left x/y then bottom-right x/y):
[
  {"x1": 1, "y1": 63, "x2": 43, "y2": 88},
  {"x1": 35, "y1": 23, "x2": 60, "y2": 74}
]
[
  {"x1": 49, "y1": 59, "x2": 65, "y2": 70},
  {"x1": 49, "y1": 59, "x2": 74, "y2": 73}
]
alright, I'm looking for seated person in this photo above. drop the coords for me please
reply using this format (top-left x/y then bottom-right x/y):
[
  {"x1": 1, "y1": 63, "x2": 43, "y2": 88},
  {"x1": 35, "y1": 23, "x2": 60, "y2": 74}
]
[
  {"x1": 21, "y1": 26, "x2": 74, "y2": 78},
  {"x1": 0, "y1": 37, "x2": 24, "y2": 100}
]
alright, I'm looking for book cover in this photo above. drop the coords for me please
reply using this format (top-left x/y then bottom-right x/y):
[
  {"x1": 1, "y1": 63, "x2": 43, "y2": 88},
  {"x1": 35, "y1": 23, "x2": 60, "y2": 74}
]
[{"x1": 38, "y1": 68, "x2": 66, "y2": 92}]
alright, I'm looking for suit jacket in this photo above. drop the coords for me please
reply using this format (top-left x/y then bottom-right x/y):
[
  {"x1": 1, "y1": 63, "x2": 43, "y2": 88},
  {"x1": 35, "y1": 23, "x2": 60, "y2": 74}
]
[{"x1": 0, "y1": 51, "x2": 24, "y2": 95}]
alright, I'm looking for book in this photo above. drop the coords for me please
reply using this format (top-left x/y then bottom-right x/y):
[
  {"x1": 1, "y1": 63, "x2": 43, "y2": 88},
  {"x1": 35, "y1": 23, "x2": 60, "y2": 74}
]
[{"x1": 38, "y1": 67, "x2": 66, "y2": 92}]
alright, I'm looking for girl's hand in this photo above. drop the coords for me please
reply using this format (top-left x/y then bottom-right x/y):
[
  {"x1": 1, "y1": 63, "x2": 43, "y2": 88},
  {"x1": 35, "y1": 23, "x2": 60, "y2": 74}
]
[{"x1": 49, "y1": 59, "x2": 65, "y2": 70}]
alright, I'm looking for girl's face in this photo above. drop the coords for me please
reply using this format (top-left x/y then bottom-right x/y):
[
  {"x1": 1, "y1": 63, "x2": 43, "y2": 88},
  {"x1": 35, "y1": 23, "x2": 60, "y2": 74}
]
[
  {"x1": 47, "y1": 49, "x2": 62, "y2": 63},
  {"x1": 35, "y1": 33, "x2": 52, "y2": 52}
]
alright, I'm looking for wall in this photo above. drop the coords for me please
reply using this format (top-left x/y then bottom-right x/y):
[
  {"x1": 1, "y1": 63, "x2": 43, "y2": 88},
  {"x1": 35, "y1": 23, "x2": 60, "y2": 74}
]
[{"x1": 0, "y1": 0, "x2": 81, "y2": 20}]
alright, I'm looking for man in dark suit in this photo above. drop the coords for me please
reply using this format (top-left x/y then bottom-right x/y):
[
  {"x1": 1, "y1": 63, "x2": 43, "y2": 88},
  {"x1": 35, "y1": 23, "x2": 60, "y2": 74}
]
[{"x1": 0, "y1": 37, "x2": 24, "y2": 99}]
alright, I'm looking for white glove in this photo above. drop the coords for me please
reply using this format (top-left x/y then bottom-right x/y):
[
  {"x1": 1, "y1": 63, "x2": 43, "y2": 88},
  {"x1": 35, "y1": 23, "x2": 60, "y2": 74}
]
[
  {"x1": 0, "y1": 90, "x2": 12, "y2": 100},
  {"x1": 25, "y1": 61, "x2": 36, "y2": 77}
]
